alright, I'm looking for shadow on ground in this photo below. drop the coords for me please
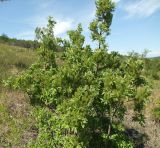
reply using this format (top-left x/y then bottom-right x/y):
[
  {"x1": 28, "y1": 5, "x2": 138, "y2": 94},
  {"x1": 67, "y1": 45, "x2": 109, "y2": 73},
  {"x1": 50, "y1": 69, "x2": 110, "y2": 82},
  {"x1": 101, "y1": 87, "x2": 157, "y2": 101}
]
[{"x1": 125, "y1": 128, "x2": 148, "y2": 148}]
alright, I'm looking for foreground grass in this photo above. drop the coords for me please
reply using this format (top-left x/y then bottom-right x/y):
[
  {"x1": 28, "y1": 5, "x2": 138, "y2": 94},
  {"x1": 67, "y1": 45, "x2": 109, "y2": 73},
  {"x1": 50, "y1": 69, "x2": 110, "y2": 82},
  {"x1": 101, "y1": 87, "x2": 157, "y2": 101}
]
[
  {"x1": 0, "y1": 90, "x2": 37, "y2": 147},
  {"x1": 0, "y1": 44, "x2": 37, "y2": 147},
  {"x1": 124, "y1": 79, "x2": 160, "y2": 148}
]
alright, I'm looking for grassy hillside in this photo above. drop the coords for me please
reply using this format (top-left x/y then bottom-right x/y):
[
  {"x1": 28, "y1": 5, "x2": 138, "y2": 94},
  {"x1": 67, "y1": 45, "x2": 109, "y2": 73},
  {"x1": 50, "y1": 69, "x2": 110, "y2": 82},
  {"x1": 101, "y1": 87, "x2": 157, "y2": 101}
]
[
  {"x1": 0, "y1": 43, "x2": 37, "y2": 147},
  {"x1": 0, "y1": 43, "x2": 37, "y2": 87},
  {"x1": 0, "y1": 43, "x2": 160, "y2": 147}
]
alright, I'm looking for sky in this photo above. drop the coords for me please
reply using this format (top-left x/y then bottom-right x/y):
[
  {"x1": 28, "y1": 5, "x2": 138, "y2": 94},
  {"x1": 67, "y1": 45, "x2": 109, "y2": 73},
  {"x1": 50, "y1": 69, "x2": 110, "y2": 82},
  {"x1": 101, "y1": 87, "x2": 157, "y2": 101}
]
[{"x1": 0, "y1": 0, "x2": 160, "y2": 57}]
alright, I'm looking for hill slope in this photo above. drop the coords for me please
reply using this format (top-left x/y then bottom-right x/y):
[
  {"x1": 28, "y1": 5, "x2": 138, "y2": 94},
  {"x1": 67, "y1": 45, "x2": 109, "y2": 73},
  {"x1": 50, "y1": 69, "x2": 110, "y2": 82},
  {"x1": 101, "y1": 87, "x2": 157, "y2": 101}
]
[
  {"x1": 0, "y1": 43, "x2": 37, "y2": 86},
  {"x1": 0, "y1": 43, "x2": 37, "y2": 147},
  {"x1": 0, "y1": 43, "x2": 160, "y2": 147}
]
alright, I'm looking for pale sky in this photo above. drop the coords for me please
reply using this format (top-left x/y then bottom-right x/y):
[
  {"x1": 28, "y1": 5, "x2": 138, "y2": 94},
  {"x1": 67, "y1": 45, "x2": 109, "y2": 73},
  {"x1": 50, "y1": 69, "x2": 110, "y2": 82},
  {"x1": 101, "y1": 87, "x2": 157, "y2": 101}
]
[{"x1": 0, "y1": 0, "x2": 160, "y2": 57}]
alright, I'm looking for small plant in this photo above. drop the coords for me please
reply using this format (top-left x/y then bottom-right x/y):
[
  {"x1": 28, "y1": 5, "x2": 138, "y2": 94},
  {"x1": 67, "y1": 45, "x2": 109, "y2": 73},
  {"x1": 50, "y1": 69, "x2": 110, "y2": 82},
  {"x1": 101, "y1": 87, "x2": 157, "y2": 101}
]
[
  {"x1": 153, "y1": 99, "x2": 160, "y2": 121},
  {"x1": 5, "y1": 0, "x2": 151, "y2": 147},
  {"x1": 154, "y1": 107, "x2": 160, "y2": 120}
]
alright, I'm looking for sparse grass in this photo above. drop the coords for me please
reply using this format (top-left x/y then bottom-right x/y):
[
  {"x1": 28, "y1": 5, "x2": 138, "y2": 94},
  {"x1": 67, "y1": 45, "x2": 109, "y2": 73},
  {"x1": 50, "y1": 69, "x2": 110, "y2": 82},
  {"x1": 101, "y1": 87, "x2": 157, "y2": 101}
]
[
  {"x1": 0, "y1": 90, "x2": 37, "y2": 147},
  {"x1": 0, "y1": 43, "x2": 37, "y2": 147},
  {"x1": 152, "y1": 80, "x2": 160, "y2": 122},
  {"x1": 124, "y1": 79, "x2": 160, "y2": 148}
]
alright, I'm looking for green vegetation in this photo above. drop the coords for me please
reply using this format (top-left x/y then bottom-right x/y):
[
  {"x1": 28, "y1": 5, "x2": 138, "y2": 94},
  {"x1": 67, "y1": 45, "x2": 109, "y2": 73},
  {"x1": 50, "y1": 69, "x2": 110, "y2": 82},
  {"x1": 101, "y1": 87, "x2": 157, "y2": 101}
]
[
  {"x1": 0, "y1": 43, "x2": 37, "y2": 146},
  {"x1": 144, "y1": 57, "x2": 160, "y2": 121},
  {"x1": 144, "y1": 57, "x2": 160, "y2": 80},
  {"x1": 0, "y1": 43, "x2": 37, "y2": 88},
  {"x1": 152, "y1": 80, "x2": 160, "y2": 121},
  {"x1": 0, "y1": 90, "x2": 36, "y2": 147},
  {"x1": 154, "y1": 106, "x2": 160, "y2": 121},
  {"x1": 0, "y1": 0, "x2": 160, "y2": 147},
  {"x1": 0, "y1": 34, "x2": 39, "y2": 49},
  {"x1": 4, "y1": 0, "x2": 152, "y2": 147}
]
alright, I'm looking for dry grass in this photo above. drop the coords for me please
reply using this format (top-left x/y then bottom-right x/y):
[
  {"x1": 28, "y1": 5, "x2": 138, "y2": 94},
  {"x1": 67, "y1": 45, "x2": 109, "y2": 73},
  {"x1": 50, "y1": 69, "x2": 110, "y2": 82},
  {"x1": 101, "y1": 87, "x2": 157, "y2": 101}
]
[
  {"x1": 0, "y1": 43, "x2": 37, "y2": 147},
  {"x1": 124, "y1": 80, "x2": 160, "y2": 148},
  {"x1": 0, "y1": 89, "x2": 37, "y2": 147}
]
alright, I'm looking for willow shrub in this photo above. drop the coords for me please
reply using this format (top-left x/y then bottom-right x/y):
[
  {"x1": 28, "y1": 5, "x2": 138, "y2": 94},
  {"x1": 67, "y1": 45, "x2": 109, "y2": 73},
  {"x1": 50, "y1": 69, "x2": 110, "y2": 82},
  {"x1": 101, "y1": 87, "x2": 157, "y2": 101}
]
[{"x1": 5, "y1": 0, "x2": 150, "y2": 147}]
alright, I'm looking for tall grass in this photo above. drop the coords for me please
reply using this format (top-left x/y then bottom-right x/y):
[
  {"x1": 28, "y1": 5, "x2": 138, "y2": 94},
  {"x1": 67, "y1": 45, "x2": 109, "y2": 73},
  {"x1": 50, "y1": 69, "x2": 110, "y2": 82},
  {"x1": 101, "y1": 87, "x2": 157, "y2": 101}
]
[{"x1": 0, "y1": 43, "x2": 37, "y2": 88}]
